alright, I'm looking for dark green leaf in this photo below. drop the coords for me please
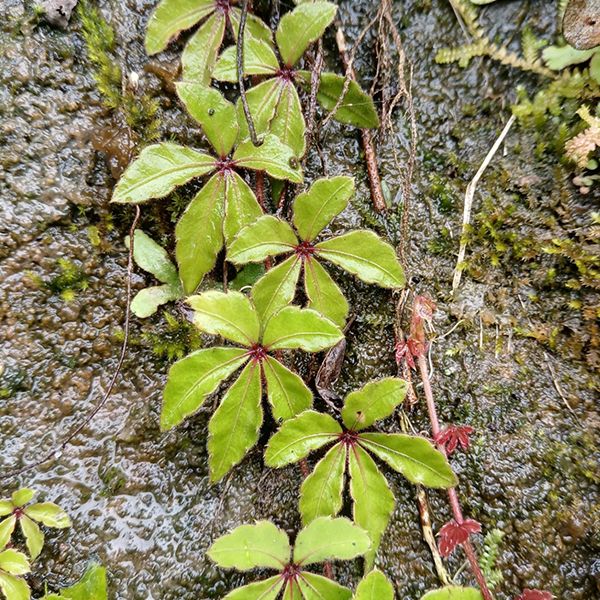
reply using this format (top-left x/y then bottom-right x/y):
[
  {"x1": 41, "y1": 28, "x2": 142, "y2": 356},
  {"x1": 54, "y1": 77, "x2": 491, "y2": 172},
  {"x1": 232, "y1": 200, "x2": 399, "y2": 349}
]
[
  {"x1": 264, "y1": 410, "x2": 341, "y2": 467},
  {"x1": 229, "y1": 264, "x2": 266, "y2": 291},
  {"x1": 252, "y1": 256, "x2": 301, "y2": 322},
  {"x1": 304, "y1": 258, "x2": 348, "y2": 328},
  {"x1": 293, "y1": 176, "x2": 354, "y2": 242},
  {"x1": 161, "y1": 347, "x2": 248, "y2": 430},
  {"x1": 316, "y1": 230, "x2": 405, "y2": 288},
  {"x1": 50, "y1": 564, "x2": 107, "y2": 600},
  {"x1": 223, "y1": 576, "x2": 284, "y2": 600},
  {"x1": 271, "y1": 82, "x2": 306, "y2": 158},
  {"x1": 354, "y1": 570, "x2": 394, "y2": 600},
  {"x1": 421, "y1": 587, "x2": 483, "y2": 600},
  {"x1": 208, "y1": 362, "x2": 262, "y2": 482},
  {"x1": 223, "y1": 172, "x2": 263, "y2": 244},
  {"x1": 359, "y1": 433, "x2": 457, "y2": 488},
  {"x1": 213, "y1": 40, "x2": 279, "y2": 82},
  {"x1": 112, "y1": 143, "x2": 216, "y2": 204},
  {"x1": 276, "y1": 2, "x2": 337, "y2": 67},
  {"x1": 181, "y1": 13, "x2": 226, "y2": 84},
  {"x1": 297, "y1": 572, "x2": 352, "y2": 600},
  {"x1": 263, "y1": 357, "x2": 312, "y2": 421}
]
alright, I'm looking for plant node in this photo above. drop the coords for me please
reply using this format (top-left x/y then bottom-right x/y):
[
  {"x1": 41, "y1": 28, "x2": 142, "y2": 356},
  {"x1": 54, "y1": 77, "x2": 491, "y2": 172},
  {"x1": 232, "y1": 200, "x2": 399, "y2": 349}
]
[
  {"x1": 215, "y1": 0, "x2": 230, "y2": 14},
  {"x1": 216, "y1": 158, "x2": 235, "y2": 174},
  {"x1": 248, "y1": 344, "x2": 268, "y2": 363},
  {"x1": 277, "y1": 67, "x2": 296, "y2": 82},
  {"x1": 338, "y1": 430, "x2": 359, "y2": 447},
  {"x1": 281, "y1": 563, "x2": 302, "y2": 582},
  {"x1": 294, "y1": 240, "x2": 316, "y2": 259}
]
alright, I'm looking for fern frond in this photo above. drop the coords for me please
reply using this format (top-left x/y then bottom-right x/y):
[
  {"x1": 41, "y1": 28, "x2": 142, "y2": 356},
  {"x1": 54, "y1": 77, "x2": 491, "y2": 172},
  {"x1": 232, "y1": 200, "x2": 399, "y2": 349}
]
[
  {"x1": 521, "y1": 25, "x2": 547, "y2": 65},
  {"x1": 450, "y1": 0, "x2": 486, "y2": 40},
  {"x1": 435, "y1": 41, "x2": 487, "y2": 67},
  {"x1": 479, "y1": 529, "x2": 505, "y2": 590}
]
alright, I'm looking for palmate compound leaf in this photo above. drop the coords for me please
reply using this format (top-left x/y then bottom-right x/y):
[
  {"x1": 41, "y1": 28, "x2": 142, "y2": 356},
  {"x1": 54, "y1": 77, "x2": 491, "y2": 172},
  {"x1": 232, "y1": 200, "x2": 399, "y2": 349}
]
[
  {"x1": 213, "y1": 39, "x2": 279, "y2": 82},
  {"x1": 354, "y1": 570, "x2": 395, "y2": 600},
  {"x1": 262, "y1": 356, "x2": 313, "y2": 421},
  {"x1": 316, "y1": 230, "x2": 405, "y2": 289},
  {"x1": 264, "y1": 410, "x2": 342, "y2": 467},
  {"x1": 11, "y1": 490, "x2": 34, "y2": 507},
  {"x1": 0, "y1": 517, "x2": 15, "y2": 551},
  {"x1": 270, "y1": 81, "x2": 306, "y2": 159},
  {"x1": 303, "y1": 257, "x2": 349, "y2": 328},
  {"x1": 235, "y1": 78, "x2": 284, "y2": 144},
  {"x1": 251, "y1": 256, "x2": 301, "y2": 322},
  {"x1": 23, "y1": 503, "x2": 70, "y2": 529},
  {"x1": 207, "y1": 521, "x2": 290, "y2": 571},
  {"x1": 161, "y1": 347, "x2": 249, "y2": 430},
  {"x1": 358, "y1": 433, "x2": 457, "y2": 489},
  {"x1": 421, "y1": 587, "x2": 483, "y2": 600},
  {"x1": 223, "y1": 576, "x2": 284, "y2": 600},
  {"x1": 19, "y1": 517, "x2": 44, "y2": 561},
  {"x1": 208, "y1": 361, "x2": 262, "y2": 482},
  {"x1": 0, "y1": 550, "x2": 30, "y2": 576},
  {"x1": 275, "y1": 1, "x2": 337, "y2": 67},
  {"x1": 349, "y1": 445, "x2": 395, "y2": 570},
  {"x1": 297, "y1": 572, "x2": 352, "y2": 600},
  {"x1": 341, "y1": 377, "x2": 407, "y2": 431},
  {"x1": 111, "y1": 143, "x2": 216, "y2": 204},
  {"x1": 292, "y1": 516, "x2": 370, "y2": 566},
  {"x1": 0, "y1": 572, "x2": 30, "y2": 600}
]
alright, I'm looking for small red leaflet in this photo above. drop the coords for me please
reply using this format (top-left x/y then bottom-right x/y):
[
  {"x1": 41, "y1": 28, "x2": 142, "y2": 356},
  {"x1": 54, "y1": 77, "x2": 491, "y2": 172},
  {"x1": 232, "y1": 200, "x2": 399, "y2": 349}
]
[
  {"x1": 515, "y1": 590, "x2": 553, "y2": 600},
  {"x1": 434, "y1": 425, "x2": 475, "y2": 454},
  {"x1": 438, "y1": 518, "x2": 481, "y2": 557}
]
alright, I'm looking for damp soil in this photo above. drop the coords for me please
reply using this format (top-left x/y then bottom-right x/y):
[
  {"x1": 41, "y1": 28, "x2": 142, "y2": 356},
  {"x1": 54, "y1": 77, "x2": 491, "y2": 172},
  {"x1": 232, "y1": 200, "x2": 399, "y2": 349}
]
[{"x1": 0, "y1": 1, "x2": 598, "y2": 599}]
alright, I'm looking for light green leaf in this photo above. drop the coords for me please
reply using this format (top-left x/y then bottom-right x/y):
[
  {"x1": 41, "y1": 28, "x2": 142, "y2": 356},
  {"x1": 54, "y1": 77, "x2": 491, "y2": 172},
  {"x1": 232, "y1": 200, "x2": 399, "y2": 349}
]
[
  {"x1": 349, "y1": 445, "x2": 395, "y2": 570},
  {"x1": 131, "y1": 285, "x2": 182, "y2": 319},
  {"x1": 233, "y1": 134, "x2": 303, "y2": 183},
  {"x1": 161, "y1": 347, "x2": 249, "y2": 430},
  {"x1": 208, "y1": 362, "x2": 262, "y2": 482},
  {"x1": 293, "y1": 517, "x2": 370, "y2": 566},
  {"x1": 50, "y1": 564, "x2": 107, "y2": 600},
  {"x1": 23, "y1": 504, "x2": 70, "y2": 529},
  {"x1": 236, "y1": 79, "x2": 283, "y2": 143},
  {"x1": 145, "y1": 0, "x2": 215, "y2": 55},
  {"x1": 19, "y1": 517, "x2": 44, "y2": 561},
  {"x1": 229, "y1": 9, "x2": 274, "y2": 45},
  {"x1": 224, "y1": 576, "x2": 284, "y2": 600},
  {"x1": 276, "y1": 2, "x2": 337, "y2": 67},
  {"x1": 299, "y1": 444, "x2": 346, "y2": 524},
  {"x1": 213, "y1": 40, "x2": 279, "y2": 82},
  {"x1": 112, "y1": 143, "x2": 216, "y2": 204},
  {"x1": 421, "y1": 587, "x2": 483, "y2": 600},
  {"x1": 0, "y1": 550, "x2": 30, "y2": 576},
  {"x1": 188, "y1": 290, "x2": 260, "y2": 346},
  {"x1": 0, "y1": 517, "x2": 16, "y2": 551},
  {"x1": 298, "y1": 572, "x2": 352, "y2": 600},
  {"x1": 293, "y1": 176, "x2": 354, "y2": 242},
  {"x1": 175, "y1": 174, "x2": 225, "y2": 293},
  {"x1": 591, "y1": 52, "x2": 600, "y2": 84},
  {"x1": 283, "y1": 581, "x2": 302, "y2": 600},
  {"x1": 316, "y1": 230, "x2": 405, "y2": 288},
  {"x1": 304, "y1": 258, "x2": 349, "y2": 328},
  {"x1": 252, "y1": 256, "x2": 302, "y2": 322},
  {"x1": 297, "y1": 71, "x2": 380, "y2": 128},
  {"x1": 0, "y1": 503, "x2": 12, "y2": 518},
  {"x1": 359, "y1": 433, "x2": 457, "y2": 488},
  {"x1": 126, "y1": 230, "x2": 179, "y2": 286},
  {"x1": 0, "y1": 572, "x2": 30, "y2": 600},
  {"x1": 542, "y1": 45, "x2": 596, "y2": 70},
  {"x1": 228, "y1": 215, "x2": 297, "y2": 265},
  {"x1": 181, "y1": 12, "x2": 227, "y2": 85},
  {"x1": 224, "y1": 172, "x2": 263, "y2": 245},
  {"x1": 262, "y1": 306, "x2": 343, "y2": 352},
  {"x1": 208, "y1": 521, "x2": 290, "y2": 570},
  {"x1": 265, "y1": 410, "x2": 341, "y2": 467},
  {"x1": 342, "y1": 378, "x2": 407, "y2": 431},
  {"x1": 263, "y1": 357, "x2": 313, "y2": 421},
  {"x1": 176, "y1": 84, "x2": 239, "y2": 157},
  {"x1": 11, "y1": 490, "x2": 34, "y2": 508},
  {"x1": 271, "y1": 82, "x2": 306, "y2": 158},
  {"x1": 354, "y1": 570, "x2": 394, "y2": 600}
]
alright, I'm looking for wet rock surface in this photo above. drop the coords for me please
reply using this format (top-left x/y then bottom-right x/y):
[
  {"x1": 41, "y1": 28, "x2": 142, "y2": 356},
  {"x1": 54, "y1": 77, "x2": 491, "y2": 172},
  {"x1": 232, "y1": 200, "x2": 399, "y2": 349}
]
[{"x1": 0, "y1": 1, "x2": 598, "y2": 599}]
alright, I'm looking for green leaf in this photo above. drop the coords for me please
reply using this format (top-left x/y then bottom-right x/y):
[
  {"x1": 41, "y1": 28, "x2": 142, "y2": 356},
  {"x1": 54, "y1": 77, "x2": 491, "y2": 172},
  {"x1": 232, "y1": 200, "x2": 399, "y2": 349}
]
[
  {"x1": 227, "y1": 215, "x2": 297, "y2": 265},
  {"x1": 224, "y1": 576, "x2": 284, "y2": 600},
  {"x1": 263, "y1": 357, "x2": 313, "y2": 421},
  {"x1": 341, "y1": 378, "x2": 407, "y2": 431},
  {"x1": 175, "y1": 174, "x2": 225, "y2": 293},
  {"x1": 23, "y1": 504, "x2": 70, "y2": 529},
  {"x1": 181, "y1": 13, "x2": 227, "y2": 85},
  {"x1": 176, "y1": 84, "x2": 239, "y2": 157},
  {"x1": 112, "y1": 143, "x2": 216, "y2": 204},
  {"x1": 19, "y1": 517, "x2": 44, "y2": 561},
  {"x1": 213, "y1": 40, "x2": 279, "y2": 82},
  {"x1": 297, "y1": 71, "x2": 380, "y2": 128},
  {"x1": 293, "y1": 176, "x2": 354, "y2": 242},
  {"x1": 161, "y1": 347, "x2": 249, "y2": 430},
  {"x1": 207, "y1": 521, "x2": 290, "y2": 570},
  {"x1": 131, "y1": 285, "x2": 182, "y2": 319},
  {"x1": 0, "y1": 503, "x2": 12, "y2": 518},
  {"x1": 299, "y1": 444, "x2": 346, "y2": 524},
  {"x1": 262, "y1": 306, "x2": 343, "y2": 352},
  {"x1": 144, "y1": 0, "x2": 215, "y2": 55},
  {"x1": 11, "y1": 490, "x2": 34, "y2": 508},
  {"x1": 252, "y1": 256, "x2": 301, "y2": 322},
  {"x1": 304, "y1": 258, "x2": 349, "y2": 328},
  {"x1": 0, "y1": 550, "x2": 30, "y2": 576},
  {"x1": 264, "y1": 410, "x2": 341, "y2": 467},
  {"x1": 229, "y1": 9, "x2": 273, "y2": 45},
  {"x1": 349, "y1": 445, "x2": 395, "y2": 570},
  {"x1": 208, "y1": 362, "x2": 262, "y2": 482},
  {"x1": 316, "y1": 230, "x2": 405, "y2": 288},
  {"x1": 542, "y1": 45, "x2": 596, "y2": 70},
  {"x1": 127, "y1": 230, "x2": 179, "y2": 286},
  {"x1": 271, "y1": 82, "x2": 306, "y2": 158},
  {"x1": 0, "y1": 572, "x2": 30, "y2": 600},
  {"x1": 0, "y1": 517, "x2": 16, "y2": 551},
  {"x1": 297, "y1": 572, "x2": 352, "y2": 600},
  {"x1": 188, "y1": 290, "x2": 260, "y2": 346},
  {"x1": 421, "y1": 587, "x2": 483, "y2": 600},
  {"x1": 354, "y1": 570, "x2": 394, "y2": 600},
  {"x1": 276, "y1": 2, "x2": 337, "y2": 67},
  {"x1": 359, "y1": 433, "x2": 457, "y2": 488},
  {"x1": 52, "y1": 564, "x2": 107, "y2": 600},
  {"x1": 283, "y1": 581, "x2": 302, "y2": 600},
  {"x1": 236, "y1": 79, "x2": 283, "y2": 143},
  {"x1": 230, "y1": 264, "x2": 266, "y2": 291},
  {"x1": 293, "y1": 517, "x2": 370, "y2": 566},
  {"x1": 233, "y1": 134, "x2": 303, "y2": 183},
  {"x1": 223, "y1": 172, "x2": 263, "y2": 245},
  {"x1": 591, "y1": 52, "x2": 600, "y2": 85}
]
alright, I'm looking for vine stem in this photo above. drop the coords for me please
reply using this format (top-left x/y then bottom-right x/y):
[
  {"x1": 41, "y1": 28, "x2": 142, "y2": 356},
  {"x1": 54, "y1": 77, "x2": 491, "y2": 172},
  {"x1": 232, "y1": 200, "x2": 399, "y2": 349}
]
[
  {"x1": 417, "y1": 354, "x2": 493, "y2": 600},
  {"x1": 1, "y1": 205, "x2": 142, "y2": 484}
]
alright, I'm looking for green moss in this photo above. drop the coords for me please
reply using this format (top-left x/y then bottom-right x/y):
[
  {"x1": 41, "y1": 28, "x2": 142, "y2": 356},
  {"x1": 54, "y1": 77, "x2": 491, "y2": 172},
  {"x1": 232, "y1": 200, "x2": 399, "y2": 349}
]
[
  {"x1": 47, "y1": 258, "x2": 89, "y2": 301},
  {"x1": 142, "y1": 311, "x2": 202, "y2": 362}
]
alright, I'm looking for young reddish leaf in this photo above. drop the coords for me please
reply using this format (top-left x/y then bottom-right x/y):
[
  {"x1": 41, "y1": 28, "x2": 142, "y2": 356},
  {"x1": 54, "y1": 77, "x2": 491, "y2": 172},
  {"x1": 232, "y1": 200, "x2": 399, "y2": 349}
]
[
  {"x1": 438, "y1": 519, "x2": 482, "y2": 557},
  {"x1": 515, "y1": 591, "x2": 553, "y2": 600},
  {"x1": 434, "y1": 425, "x2": 475, "y2": 455}
]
